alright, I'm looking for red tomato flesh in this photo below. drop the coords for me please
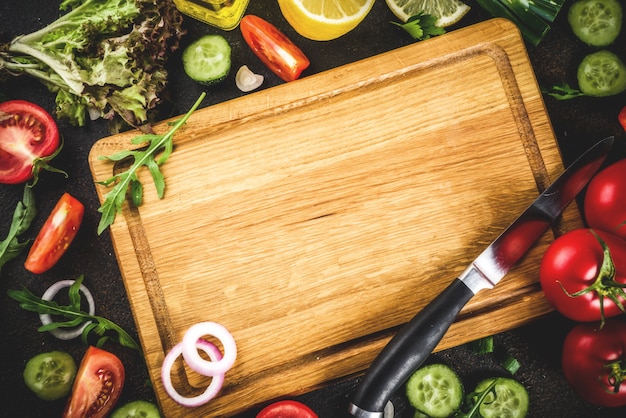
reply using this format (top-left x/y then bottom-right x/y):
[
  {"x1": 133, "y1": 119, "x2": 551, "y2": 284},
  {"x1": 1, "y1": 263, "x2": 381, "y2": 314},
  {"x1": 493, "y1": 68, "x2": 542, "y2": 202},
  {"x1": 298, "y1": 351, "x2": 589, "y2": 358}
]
[
  {"x1": 63, "y1": 346, "x2": 125, "y2": 418},
  {"x1": 619, "y1": 106, "x2": 626, "y2": 131},
  {"x1": 240, "y1": 15, "x2": 310, "y2": 82},
  {"x1": 257, "y1": 400, "x2": 318, "y2": 418},
  {"x1": 25, "y1": 192, "x2": 84, "y2": 274},
  {"x1": 0, "y1": 100, "x2": 60, "y2": 184}
]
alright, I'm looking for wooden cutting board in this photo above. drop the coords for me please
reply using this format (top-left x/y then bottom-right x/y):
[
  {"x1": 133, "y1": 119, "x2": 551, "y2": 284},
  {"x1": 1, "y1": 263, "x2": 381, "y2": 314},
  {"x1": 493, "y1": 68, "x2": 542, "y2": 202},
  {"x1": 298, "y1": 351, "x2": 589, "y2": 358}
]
[{"x1": 89, "y1": 18, "x2": 581, "y2": 417}]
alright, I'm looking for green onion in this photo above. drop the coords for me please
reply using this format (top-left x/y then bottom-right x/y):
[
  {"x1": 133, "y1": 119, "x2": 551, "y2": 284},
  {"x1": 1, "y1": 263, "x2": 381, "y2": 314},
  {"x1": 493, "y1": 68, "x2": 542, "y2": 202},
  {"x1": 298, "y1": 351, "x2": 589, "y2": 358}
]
[{"x1": 476, "y1": 0, "x2": 565, "y2": 46}]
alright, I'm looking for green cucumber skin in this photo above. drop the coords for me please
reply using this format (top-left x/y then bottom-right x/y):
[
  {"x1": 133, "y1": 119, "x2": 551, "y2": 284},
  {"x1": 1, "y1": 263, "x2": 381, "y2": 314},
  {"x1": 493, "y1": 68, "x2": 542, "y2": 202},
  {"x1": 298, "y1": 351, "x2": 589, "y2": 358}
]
[{"x1": 183, "y1": 35, "x2": 232, "y2": 86}]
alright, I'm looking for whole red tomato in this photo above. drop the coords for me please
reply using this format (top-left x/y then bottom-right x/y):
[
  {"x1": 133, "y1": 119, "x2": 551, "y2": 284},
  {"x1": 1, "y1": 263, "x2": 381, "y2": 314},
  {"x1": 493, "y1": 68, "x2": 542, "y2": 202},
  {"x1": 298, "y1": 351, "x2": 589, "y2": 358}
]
[
  {"x1": 0, "y1": 100, "x2": 62, "y2": 185},
  {"x1": 25, "y1": 192, "x2": 84, "y2": 274},
  {"x1": 257, "y1": 400, "x2": 317, "y2": 418},
  {"x1": 584, "y1": 158, "x2": 626, "y2": 240},
  {"x1": 63, "y1": 346, "x2": 125, "y2": 418},
  {"x1": 540, "y1": 228, "x2": 626, "y2": 323},
  {"x1": 562, "y1": 318, "x2": 626, "y2": 407},
  {"x1": 240, "y1": 15, "x2": 310, "y2": 82}
]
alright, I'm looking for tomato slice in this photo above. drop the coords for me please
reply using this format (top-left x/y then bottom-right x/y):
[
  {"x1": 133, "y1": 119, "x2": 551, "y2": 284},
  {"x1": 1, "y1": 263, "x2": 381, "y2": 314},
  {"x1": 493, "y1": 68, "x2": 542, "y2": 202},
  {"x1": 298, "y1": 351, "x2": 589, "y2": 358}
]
[
  {"x1": 240, "y1": 15, "x2": 310, "y2": 82},
  {"x1": 63, "y1": 346, "x2": 125, "y2": 418},
  {"x1": 257, "y1": 400, "x2": 318, "y2": 418},
  {"x1": 24, "y1": 192, "x2": 84, "y2": 274},
  {"x1": 0, "y1": 100, "x2": 60, "y2": 184}
]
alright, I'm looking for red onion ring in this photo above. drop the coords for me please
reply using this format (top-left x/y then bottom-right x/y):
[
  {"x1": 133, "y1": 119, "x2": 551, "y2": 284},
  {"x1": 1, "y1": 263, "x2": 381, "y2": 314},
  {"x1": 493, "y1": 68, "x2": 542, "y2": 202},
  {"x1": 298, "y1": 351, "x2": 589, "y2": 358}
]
[
  {"x1": 181, "y1": 322, "x2": 237, "y2": 377},
  {"x1": 39, "y1": 279, "x2": 95, "y2": 340},
  {"x1": 161, "y1": 339, "x2": 225, "y2": 407}
]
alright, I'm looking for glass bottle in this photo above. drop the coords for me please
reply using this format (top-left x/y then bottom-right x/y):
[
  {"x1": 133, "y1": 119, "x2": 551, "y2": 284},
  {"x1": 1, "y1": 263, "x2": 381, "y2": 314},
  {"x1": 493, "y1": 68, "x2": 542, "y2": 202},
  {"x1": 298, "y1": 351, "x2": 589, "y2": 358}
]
[{"x1": 173, "y1": 0, "x2": 250, "y2": 30}]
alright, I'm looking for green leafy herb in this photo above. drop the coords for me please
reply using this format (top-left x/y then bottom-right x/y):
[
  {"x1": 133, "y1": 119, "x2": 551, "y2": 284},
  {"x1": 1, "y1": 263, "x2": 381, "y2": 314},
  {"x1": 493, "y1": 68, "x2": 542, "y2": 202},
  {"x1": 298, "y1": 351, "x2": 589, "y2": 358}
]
[
  {"x1": 96, "y1": 92, "x2": 206, "y2": 235},
  {"x1": 0, "y1": 184, "x2": 37, "y2": 275},
  {"x1": 391, "y1": 13, "x2": 445, "y2": 40},
  {"x1": 454, "y1": 379, "x2": 499, "y2": 418},
  {"x1": 0, "y1": 0, "x2": 185, "y2": 131},
  {"x1": 470, "y1": 336, "x2": 494, "y2": 354},
  {"x1": 542, "y1": 83, "x2": 587, "y2": 100},
  {"x1": 8, "y1": 275, "x2": 141, "y2": 352}
]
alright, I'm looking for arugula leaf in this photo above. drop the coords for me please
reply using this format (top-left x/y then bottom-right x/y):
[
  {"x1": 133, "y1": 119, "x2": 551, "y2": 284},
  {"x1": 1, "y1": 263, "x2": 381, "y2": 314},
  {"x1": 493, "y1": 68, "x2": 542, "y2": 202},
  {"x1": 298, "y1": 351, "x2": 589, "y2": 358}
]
[
  {"x1": 542, "y1": 83, "x2": 586, "y2": 100},
  {"x1": 391, "y1": 13, "x2": 445, "y2": 41},
  {"x1": 96, "y1": 93, "x2": 206, "y2": 234},
  {"x1": 0, "y1": 184, "x2": 37, "y2": 275},
  {"x1": 7, "y1": 275, "x2": 141, "y2": 352}
]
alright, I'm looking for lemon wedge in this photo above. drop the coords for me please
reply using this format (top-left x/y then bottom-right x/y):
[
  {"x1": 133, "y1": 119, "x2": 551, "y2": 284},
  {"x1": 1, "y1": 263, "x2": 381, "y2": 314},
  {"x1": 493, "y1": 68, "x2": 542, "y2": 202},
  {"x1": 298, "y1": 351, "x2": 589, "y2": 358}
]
[
  {"x1": 277, "y1": 0, "x2": 376, "y2": 41},
  {"x1": 385, "y1": 0, "x2": 470, "y2": 27}
]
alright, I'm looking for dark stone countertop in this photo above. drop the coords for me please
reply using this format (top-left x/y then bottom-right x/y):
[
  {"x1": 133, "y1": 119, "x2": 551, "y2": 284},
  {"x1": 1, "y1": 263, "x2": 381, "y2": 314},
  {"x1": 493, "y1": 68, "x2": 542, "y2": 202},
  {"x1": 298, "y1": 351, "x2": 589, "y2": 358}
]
[{"x1": 1, "y1": 1, "x2": 625, "y2": 417}]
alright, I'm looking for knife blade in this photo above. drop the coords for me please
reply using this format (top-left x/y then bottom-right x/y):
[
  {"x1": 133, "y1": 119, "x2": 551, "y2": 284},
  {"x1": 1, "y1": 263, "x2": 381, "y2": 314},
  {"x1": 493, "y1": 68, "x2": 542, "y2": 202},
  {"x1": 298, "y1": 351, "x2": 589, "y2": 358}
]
[{"x1": 348, "y1": 136, "x2": 614, "y2": 418}]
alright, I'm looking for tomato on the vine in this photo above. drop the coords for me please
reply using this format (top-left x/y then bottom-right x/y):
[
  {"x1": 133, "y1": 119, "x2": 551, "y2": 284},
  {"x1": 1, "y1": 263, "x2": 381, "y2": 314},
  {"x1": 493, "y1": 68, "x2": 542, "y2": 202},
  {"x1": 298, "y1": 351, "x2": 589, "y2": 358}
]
[
  {"x1": 562, "y1": 318, "x2": 626, "y2": 407},
  {"x1": 585, "y1": 158, "x2": 626, "y2": 239},
  {"x1": 24, "y1": 192, "x2": 84, "y2": 274},
  {"x1": 257, "y1": 400, "x2": 318, "y2": 418},
  {"x1": 539, "y1": 228, "x2": 626, "y2": 323},
  {"x1": 0, "y1": 100, "x2": 62, "y2": 185},
  {"x1": 240, "y1": 15, "x2": 310, "y2": 82},
  {"x1": 63, "y1": 346, "x2": 125, "y2": 418}
]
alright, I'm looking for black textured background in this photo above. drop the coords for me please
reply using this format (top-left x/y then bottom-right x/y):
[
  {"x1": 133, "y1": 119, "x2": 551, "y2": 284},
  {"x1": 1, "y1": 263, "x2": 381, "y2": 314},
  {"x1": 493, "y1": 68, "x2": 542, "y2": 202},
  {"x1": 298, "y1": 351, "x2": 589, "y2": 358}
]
[{"x1": 1, "y1": 0, "x2": 626, "y2": 417}]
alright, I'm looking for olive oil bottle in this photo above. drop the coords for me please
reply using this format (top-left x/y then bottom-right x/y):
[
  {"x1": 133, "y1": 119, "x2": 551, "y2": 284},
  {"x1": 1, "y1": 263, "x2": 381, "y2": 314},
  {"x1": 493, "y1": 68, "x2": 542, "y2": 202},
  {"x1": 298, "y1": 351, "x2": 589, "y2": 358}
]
[{"x1": 173, "y1": 0, "x2": 250, "y2": 30}]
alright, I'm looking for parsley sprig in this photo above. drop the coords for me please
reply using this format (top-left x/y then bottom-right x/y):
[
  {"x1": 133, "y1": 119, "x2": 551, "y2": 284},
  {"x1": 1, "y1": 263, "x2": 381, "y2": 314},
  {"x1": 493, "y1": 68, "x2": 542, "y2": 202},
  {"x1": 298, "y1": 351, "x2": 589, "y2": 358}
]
[
  {"x1": 391, "y1": 13, "x2": 445, "y2": 41},
  {"x1": 8, "y1": 275, "x2": 141, "y2": 352},
  {"x1": 96, "y1": 93, "x2": 206, "y2": 234}
]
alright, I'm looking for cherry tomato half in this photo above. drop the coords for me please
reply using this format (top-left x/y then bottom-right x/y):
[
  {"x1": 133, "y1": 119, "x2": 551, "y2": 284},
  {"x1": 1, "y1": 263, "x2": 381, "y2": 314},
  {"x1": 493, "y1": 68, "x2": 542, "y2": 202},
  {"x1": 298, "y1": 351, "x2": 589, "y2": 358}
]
[
  {"x1": 0, "y1": 100, "x2": 60, "y2": 184},
  {"x1": 257, "y1": 400, "x2": 318, "y2": 418},
  {"x1": 240, "y1": 15, "x2": 310, "y2": 82},
  {"x1": 63, "y1": 346, "x2": 125, "y2": 418},
  {"x1": 25, "y1": 192, "x2": 84, "y2": 274}
]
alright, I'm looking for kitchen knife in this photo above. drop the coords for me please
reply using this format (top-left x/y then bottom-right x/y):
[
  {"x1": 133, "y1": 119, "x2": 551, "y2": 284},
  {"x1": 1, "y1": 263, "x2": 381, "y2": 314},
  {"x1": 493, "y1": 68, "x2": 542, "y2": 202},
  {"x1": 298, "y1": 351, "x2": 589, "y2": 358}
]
[{"x1": 348, "y1": 136, "x2": 614, "y2": 418}]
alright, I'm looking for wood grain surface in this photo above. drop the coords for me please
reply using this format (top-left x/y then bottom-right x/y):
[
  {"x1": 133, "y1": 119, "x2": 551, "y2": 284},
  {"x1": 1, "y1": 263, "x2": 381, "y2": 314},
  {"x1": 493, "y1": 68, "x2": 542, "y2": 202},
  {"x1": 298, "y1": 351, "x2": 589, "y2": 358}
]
[{"x1": 89, "y1": 18, "x2": 582, "y2": 417}]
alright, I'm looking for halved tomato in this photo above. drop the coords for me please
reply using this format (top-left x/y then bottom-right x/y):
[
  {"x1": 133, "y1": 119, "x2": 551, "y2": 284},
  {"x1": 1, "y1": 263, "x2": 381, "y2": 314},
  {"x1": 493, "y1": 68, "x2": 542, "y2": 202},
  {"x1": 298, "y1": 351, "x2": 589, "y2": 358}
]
[
  {"x1": 24, "y1": 192, "x2": 84, "y2": 274},
  {"x1": 63, "y1": 346, "x2": 125, "y2": 418},
  {"x1": 0, "y1": 100, "x2": 61, "y2": 184}
]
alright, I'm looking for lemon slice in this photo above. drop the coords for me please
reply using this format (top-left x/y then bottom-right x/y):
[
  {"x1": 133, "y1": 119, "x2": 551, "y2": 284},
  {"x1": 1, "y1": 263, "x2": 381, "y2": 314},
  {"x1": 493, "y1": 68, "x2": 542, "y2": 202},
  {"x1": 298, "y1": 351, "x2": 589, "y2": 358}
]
[
  {"x1": 385, "y1": 0, "x2": 470, "y2": 27},
  {"x1": 278, "y1": 0, "x2": 376, "y2": 41}
]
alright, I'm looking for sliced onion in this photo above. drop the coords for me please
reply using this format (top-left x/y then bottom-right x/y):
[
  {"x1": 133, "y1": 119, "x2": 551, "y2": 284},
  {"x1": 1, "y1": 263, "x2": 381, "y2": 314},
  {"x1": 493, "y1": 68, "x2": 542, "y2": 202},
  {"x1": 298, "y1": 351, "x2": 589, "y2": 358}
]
[
  {"x1": 161, "y1": 339, "x2": 225, "y2": 407},
  {"x1": 39, "y1": 279, "x2": 95, "y2": 340},
  {"x1": 181, "y1": 322, "x2": 237, "y2": 377},
  {"x1": 235, "y1": 65, "x2": 264, "y2": 92}
]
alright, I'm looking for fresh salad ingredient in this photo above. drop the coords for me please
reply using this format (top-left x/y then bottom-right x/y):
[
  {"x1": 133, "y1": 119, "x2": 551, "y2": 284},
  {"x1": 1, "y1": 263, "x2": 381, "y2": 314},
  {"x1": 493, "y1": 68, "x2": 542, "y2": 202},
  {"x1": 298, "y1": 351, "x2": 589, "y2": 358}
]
[
  {"x1": 8, "y1": 275, "x2": 141, "y2": 351},
  {"x1": 240, "y1": 15, "x2": 310, "y2": 82},
  {"x1": 476, "y1": 0, "x2": 566, "y2": 45},
  {"x1": 0, "y1": 100, "x2": 65, "y2": 185},
  {"x1": 577, "y1": 50, "x2": 626, "y2": 97},
  {"x1": 585, "y1": 158, "x2": 626, "y2": 240},
  {"x1": 161, "y1": 339, "x2": 225, "y2": 407},
  {"x1": 0, "y1": 184, "x2": 36, "y2": 275},
  {"x1": 562, "y1": 318, "x2": 626, "y2": 407},
  {"x1": 63, "y1": 346, "x2": 125, "y2": 418},
  {"x1": 539, "y1": 228, "x2": 626, "y2": 326},
  {"x1": 181, "y1": 322, "x2": 237, "y2": 377},
  {"x1": 23, "y1": 351, "x2": 77, "y2": 401},
  {"x1": 111, "y1": 400, "x2": 161, "y2": 418},
  {"x1": 257, "y1": 400, "x2": 318, "y2": 418},
  {"x1": 182, "y1": 35, "x2": 231, "y2": 86},
  {"x1": 470, "y1": 378, "x2": 529, "y2": 418},
  {"x1": 96, "y1": 93, "x2": 205, "y2": 235},
  {"x1": 24, "y1": 192, "x2": 84, "y2": 274},
  {"x1": 568, "y1": 0, "x2": 623, "y2": 46},
  {"x1": 0, "y1": 0, "x2": 185, "y2": 131},
  {"x1": 391, "y1": 13, "x2": 446, "y2": 40},
  {"x1": 39, "y1": 279, "x2": 95, "y2": 340},
  {"x1": 386, "y1": 0, "x2": 470, "y2": 27},
  {"x1": 405, "y1": 363, "x2": 463, "y2": 417},
  {"x1": 235, "y1": 65, "x2": 264, "y2": 92},
  {"x1": 277, "y1": 0, "x2": 375, "y2": 40},
  {"x1": 620, "y1": 106, "x2": 626, "y2": 131}
]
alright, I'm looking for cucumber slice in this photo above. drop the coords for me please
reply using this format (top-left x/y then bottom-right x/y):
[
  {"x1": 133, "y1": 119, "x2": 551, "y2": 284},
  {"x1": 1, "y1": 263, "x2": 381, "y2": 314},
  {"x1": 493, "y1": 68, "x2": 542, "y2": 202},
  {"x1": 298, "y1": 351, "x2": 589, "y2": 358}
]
[
  {"x1": 577, "y1": 50, "x2": 626, "y2": 97},
  {"x1": 405, "y1": 363, "x2": 463, "y2": 418},
  {"x1": 474, "y1": 377, "x2": 529, "y2": 418},
  {"x1": 183, "y1": 35, "x2": 231, "y2": 86},
  {"x1": 568, "y1": 0, "x2": 622, "y2": 47}
]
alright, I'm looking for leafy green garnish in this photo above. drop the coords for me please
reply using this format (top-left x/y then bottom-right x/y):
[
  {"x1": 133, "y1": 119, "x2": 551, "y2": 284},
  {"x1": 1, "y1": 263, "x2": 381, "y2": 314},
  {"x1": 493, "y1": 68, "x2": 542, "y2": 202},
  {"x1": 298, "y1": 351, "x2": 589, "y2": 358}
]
[
  {"x1": 541, "y1": 83, "x2": 587, "y2": 100},
  {"x1": 0, "y1": 184, "x2": 37, "y2": 275},
  {"x1": 391, "y1": 13, "x2": 445, "y2": 40},
  {"x1": 96, "y1": 92, "x2": 206, "y2": 235},
  {"x1": 453, "y1": 378, "x2": 499, "y2": 418},
  {"x1": 8, "y1": 275, "x2": 141, "y2": 352}
]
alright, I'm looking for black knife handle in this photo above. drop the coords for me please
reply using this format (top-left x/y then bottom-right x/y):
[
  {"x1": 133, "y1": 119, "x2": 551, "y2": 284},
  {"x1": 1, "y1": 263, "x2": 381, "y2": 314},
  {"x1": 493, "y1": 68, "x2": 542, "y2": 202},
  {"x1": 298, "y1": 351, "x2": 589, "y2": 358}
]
[{"x1": 348, "y1": 278, "x2": 475, "y2": 417}]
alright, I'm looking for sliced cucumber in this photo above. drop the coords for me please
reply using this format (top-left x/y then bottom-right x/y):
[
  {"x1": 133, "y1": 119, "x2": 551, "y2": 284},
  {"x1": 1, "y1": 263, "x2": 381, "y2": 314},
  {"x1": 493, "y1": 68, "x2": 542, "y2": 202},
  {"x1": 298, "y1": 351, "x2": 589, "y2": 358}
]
[
  {"x1": 183, "y1": 35, "x2": 231, "y2": 86},
  {"x1": 568, "y1": 0, "x2": 622, "y2": 47},
  {"x1": 577, "y1": 50, "x2": 626, "y2": 97},
  {"x1": 474, "y1": 377, "x2": 529, "y2": 418},
  {"x1": 405, "y1": 363, "x2": 463, "y2": 418}
]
